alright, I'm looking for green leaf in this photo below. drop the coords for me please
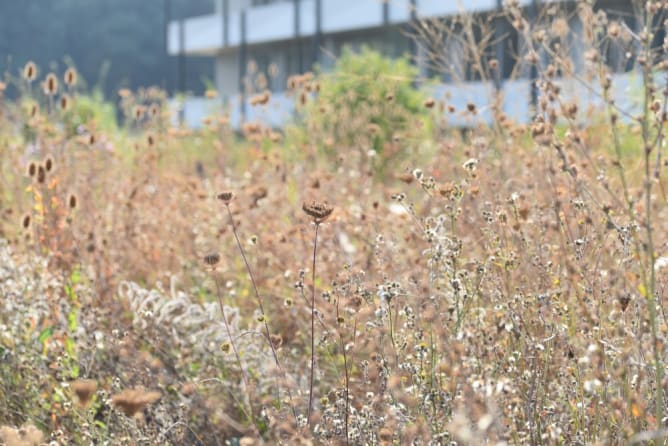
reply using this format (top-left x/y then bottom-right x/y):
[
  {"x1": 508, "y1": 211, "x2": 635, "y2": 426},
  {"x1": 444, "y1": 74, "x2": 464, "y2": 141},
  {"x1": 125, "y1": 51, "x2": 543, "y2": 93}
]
[{"x1": 38, "y1": 326, "x2": 54, "y2": 344}]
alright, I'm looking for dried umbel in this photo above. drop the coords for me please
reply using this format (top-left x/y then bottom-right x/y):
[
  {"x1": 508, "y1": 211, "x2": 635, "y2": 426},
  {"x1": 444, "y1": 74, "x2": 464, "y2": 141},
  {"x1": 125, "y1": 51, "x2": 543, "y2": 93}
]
[
  {"x1": 217, "y1": 191, "x2": 235, "y2": 204},
  {"x1": 0, "y1": 424, "x2": 44, "y2": 446},
  {"x1": 111, "y1": 388, "x2": 161, "y2": 417},
  {"x1": 43, "y1": 73, "x2": 58, "y2": 96},
  {"x1": 302, "y1": 200, "x2": 333, "y2": 223},
  {"x1": 203, "y1": 253, "x2": 221, "y2": 266},
  {"x1": 72, "y1": 379, "x2": 97, "y2": 407},
  {"x1": 23, "y1": 61, "x2": 37, "y2": 82}
]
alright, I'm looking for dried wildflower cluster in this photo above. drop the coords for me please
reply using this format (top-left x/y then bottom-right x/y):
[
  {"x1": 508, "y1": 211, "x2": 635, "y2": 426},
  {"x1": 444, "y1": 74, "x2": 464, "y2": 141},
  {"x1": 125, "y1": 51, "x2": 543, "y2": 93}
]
[{"x1": 3, "y1": 2, "x2": 668, "y2": 444}]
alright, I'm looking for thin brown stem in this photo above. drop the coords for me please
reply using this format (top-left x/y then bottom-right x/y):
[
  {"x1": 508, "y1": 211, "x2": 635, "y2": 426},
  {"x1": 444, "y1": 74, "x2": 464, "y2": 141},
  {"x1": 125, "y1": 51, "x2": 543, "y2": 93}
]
[{"x1": 307, "y1": 222, "x2": 320, "y2": 427}]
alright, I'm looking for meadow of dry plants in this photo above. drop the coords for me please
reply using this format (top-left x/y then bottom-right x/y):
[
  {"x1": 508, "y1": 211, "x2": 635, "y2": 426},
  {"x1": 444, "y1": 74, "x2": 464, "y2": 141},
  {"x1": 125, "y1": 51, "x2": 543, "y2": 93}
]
[{"x1": 2, "y1": 1, "x2": 668, "y2": 445}]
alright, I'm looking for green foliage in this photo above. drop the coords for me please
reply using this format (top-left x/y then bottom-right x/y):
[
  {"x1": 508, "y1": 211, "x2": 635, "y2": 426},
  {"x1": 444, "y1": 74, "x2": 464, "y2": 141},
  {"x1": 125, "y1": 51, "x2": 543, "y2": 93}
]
[
  {"x1": 62, "y1": 91, "x2": 118, "y2": 135},
  {"x1": 296, "y1": 46, "x2": 432, "y2": 173}
]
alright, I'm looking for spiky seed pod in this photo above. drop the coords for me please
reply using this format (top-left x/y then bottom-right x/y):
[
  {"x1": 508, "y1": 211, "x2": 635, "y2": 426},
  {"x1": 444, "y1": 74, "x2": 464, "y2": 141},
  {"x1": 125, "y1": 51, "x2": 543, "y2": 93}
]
[
  {"x1": 44, "y1": 157, "x2": 54, "y2": 172},
  {"x1": 37, "y1": 165, "x2": 46, "y2": 184},
  {"x1": 64, "y1": 68, "x2": 77, "y2": 86},
  {"x1": 43, "y1": 73, "x2": 58, "y2": 96},
  {"x1": 21, "y1": 214, "x2": 31, "y2": 229},
  {"x1": 60, "y1": 94, "x2": 70, "y2": 111},
  {"x1": 23, "y1": 61, "x2": 37, "y2": 81},
  {"x1": 302, "y1": 200, "x2": 333, "y2": 223}
]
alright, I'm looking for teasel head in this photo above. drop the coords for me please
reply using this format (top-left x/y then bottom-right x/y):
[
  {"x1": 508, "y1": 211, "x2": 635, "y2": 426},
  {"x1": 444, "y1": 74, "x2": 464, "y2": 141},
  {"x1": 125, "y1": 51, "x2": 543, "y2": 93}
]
[
  {"x1": 68, "y1": 193, "x2": 78, "y2": 210},
  {"x1": 43, "y1": 73, "x2": 58, "y2": 96},
  {"x1": 21, "y1": 214, "x2": 31, "y2": 230},
  {"x1": 27, "y1": 161, "x2": 37, "y2": 178},
  {"x1": 44, "y1": 156, "x2": 54, "y2": 173},
  {"x1": 37, "y1": 165, "x2": 46, "y2": 184},
  {"x1": 59, "y1": 94, "x2": 71, "y2": 111},
  {"x1": 64, "y1": 67, "x2": 77, "y2": 87},
  {"x1": 302, "y1": 200, "x2": 334, "y2": 224},
  {"x1": 23, "y1": 61, "x2": 37, "y2": 82}
]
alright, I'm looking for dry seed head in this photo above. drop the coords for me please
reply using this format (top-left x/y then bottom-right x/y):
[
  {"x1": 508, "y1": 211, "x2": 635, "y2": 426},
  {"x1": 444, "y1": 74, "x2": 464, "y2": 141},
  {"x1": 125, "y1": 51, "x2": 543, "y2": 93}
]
[
  {"x1": 64, "y1": 67, "x2": 77, "y2": 86},
  {"x1": 72, "y1": 379, "x2": 97, "y2": 407},
  {"x1": 37, "y1": 165, "x2": 46, "y2": 184},
  {"x1": 23, "y1": 61, "x2": 37, "y2": 81},
  {"x1": 111, "y1": 388, "x2": 161, "y2": 417},
  {"x1": 302, "y1": 200, "x2": 333, "y2": 223},
  {"x1": 217, "y1": 191, "x2": 235, "y2": 204},
  {"x1": 203, "y1": 253, "x2": 221, "y2": 266},
  {"x1": 59, "y1": 94, "x2": 70, "y2": 111},
  {"x1": 21, "y1": 214, "x2": 31, "y2": 230},
  {"x1": 44, "y1": 157, "x2": 54, "y2": 173},
  {"x1": 424, "y1": 97, "x2": 436, "y2": 108},
  {"x1": 43, "y1": 73, "x2": 58, "y2": 96},
  {"x1": 27, "y1": 162, "x2": 37, "y2": 177},
  {"x1": 68, "y1": 194, "x2": 78, "y2": 209}
]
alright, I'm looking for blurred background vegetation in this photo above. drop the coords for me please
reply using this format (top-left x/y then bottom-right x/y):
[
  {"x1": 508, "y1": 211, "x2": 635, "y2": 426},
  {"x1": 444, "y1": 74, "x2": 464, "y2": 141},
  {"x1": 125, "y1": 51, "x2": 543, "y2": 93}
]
[{"x1": 0, "y1": 0, "x2": 214, "y2": 99}]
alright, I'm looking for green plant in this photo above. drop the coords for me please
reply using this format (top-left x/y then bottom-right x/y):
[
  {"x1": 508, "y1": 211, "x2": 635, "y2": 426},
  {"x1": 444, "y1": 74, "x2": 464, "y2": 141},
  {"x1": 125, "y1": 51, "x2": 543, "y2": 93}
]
[{"x1": 292, "y1": 46, "x2": 433, "y2": 175}]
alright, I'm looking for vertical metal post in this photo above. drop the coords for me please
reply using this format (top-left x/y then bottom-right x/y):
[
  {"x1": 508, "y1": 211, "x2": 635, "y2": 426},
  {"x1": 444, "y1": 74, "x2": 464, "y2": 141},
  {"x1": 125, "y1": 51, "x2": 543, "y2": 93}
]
[
  {"x1": 295, "y1": 0, "x2": 303, "y2": 73},
  {"x1": 178, "y1": 20, "x2": 186, "y2": 93},
  {"x1": 239, "y1": 10, "x2": 247, "y2": 123},
  {"x1": 493, "y1": 0, "x2": 504, "y2": 91},
  {"x1": 178, "y1": 19, "x2": 186, "y2": 124},
  {"x1": 313, "y1": 0, "x2": 322, "y2": 66},
  {"x1": 528, "y1": 0, "x2": 538, "y2": 110},
  {"x1": 409, "y1": 0, "x2": 418, "y2": 87}
]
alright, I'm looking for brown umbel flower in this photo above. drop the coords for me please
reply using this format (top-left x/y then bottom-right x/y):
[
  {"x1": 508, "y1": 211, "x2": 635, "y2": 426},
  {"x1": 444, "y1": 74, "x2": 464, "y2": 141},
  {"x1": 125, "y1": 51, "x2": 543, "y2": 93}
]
[
  {"x1": 217, "y1": 191, "x2": 235, "y2": 204},
  {"x1": 72, "y1": 379, "x2": 97, "y2": 407},
  {"x1": 302, "y1": 201, "x2": 333, "y2": 223},
  {"x1": 203, "y1": 253, "x2": 221, "y2": 266},
  {"x1": 111, "y1": 388, "x2": 161, "y2": 417}
]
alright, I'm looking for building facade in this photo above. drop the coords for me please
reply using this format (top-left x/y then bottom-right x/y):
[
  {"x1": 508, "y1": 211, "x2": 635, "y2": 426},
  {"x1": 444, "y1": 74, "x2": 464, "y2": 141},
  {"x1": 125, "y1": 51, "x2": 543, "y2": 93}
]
[{"x1": 167, "y1": 0, "x2": 647, "y2": 128}]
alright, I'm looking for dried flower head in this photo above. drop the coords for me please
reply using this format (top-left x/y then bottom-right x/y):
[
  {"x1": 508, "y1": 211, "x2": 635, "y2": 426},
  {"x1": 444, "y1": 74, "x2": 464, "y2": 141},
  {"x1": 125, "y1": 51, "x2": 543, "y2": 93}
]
[
  {"x1": 217, "y1": 191, "x2": 235, "y2": 204},
  {"x1": 72, "y1": 379, "x2": 97, "y2": 407},
  {"x1": 424, "y1": 97, "x2": 436, "y2": 108},
  {"x1": 111, "y1": 388, "x2": 161, "y2": 417},
  {"x1": 68, "y1": 194, "x2": 78, "y2": 209},
  {"x1": 37, "y1": 165, "x2": 46, "y2": 184},
  {"x1": 203, "y1": 253, "x2": 221, "y2": 266},
  {"x1": 27, "y1": 162, "x2": 36, "y2": 177},
  {"x1": 59, "y1": 94, "x2": 70, "y2": 111},
  {"x1": 21, "y1": 214, "x2": 31, "y2": 230},
  {"x1": 23, "y1": 61, "x2": 37, "y2": 81},
  {"x1": 302, "y1": 200, "x2": 333, "y2": 223},
  {"x1": 43, "y1": 73, "x2": 58, "y2": 96},
  {"x1": 44, "y1": 157, "x2": 54, "y2": 173},
  {"x1": 64, "y1": 68, "x2": 77, "y2": 86}
]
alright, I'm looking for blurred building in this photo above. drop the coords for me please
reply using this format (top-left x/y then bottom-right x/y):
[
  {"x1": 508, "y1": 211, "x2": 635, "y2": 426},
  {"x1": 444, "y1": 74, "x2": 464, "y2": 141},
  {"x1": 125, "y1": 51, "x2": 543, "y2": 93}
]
[{"x1": 167, "y1": 0, "x2": 651, "y2": 128}]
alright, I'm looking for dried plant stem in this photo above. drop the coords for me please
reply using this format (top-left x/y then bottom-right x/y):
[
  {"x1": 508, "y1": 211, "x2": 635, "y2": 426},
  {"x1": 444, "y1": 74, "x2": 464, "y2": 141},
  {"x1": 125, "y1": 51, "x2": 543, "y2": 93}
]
[
  {"x1": 212, "y1": 275, "x2": 255, "y2": 427},
  {"x1": 223, "y1": 204, "x2": 298, "y2": 421},
  {"x1": 307, "y1": 222, "x2": 320, "y2": 427},
  {"x1": 335, "y1": 298, "x2": 351, "y2": 445}
]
